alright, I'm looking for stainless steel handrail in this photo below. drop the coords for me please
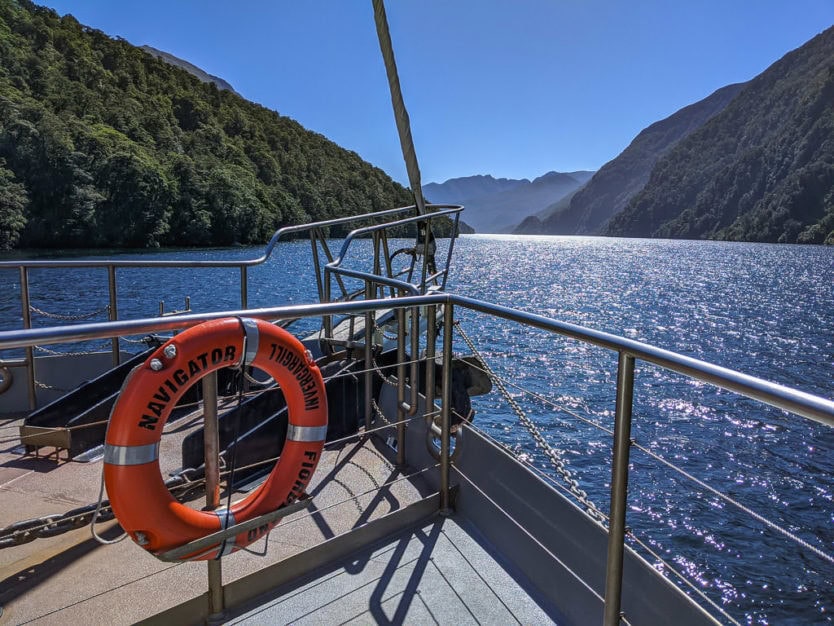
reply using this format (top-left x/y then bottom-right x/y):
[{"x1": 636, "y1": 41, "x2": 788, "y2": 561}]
[
  {"x1": 0, "y1": 205, "x2": 431, "y2": 271},
  {"x1": 2, "y1": 294, "x2": 832, "y2": 427},
  {"x1": 328, "y1": 206, "x2": 463, "y2": 293},
  {"x1": 452, "y1": 295, "x2": 834, "y2": 428},
  {"x1": 2, "y1": 294, "x2": 832, "y2": 625},
  {"x1": 0, "y1": 204, "x2": 462, "y2": 409}
]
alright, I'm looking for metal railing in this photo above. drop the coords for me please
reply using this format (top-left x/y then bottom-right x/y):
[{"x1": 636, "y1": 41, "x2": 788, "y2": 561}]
[
  {"x1": 0, "y1": 294, "x2": 831, "y2": 624},
  {"x1": 0, "y1": 204, "x2": 462, "y2": 410}
]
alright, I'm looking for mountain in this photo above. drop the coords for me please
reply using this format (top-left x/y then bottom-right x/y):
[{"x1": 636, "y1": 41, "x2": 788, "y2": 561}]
[
  {"x1": 608, "y1": 26, "x2": 834, "y2": 244},
  {"x1": 0, "y1": 1, "x2": 443, "y2": 250},
  {"x1": 423, "y1": 175, "x2": 525, "y2": 206},
  {"x1": 424, "y1": 171, "x2": 593, "y2": 233},
  {"x1": 519, "y1": 82, "x2": 745, "y2": 236},
  {"x1": 141, "y1": 46, "x2": 239, "y2": 95}
]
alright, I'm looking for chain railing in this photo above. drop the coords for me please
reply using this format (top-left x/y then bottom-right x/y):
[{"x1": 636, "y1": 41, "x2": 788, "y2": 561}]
[{"x1": 454, "y1": 320, "x2": 608, "y2": 524}]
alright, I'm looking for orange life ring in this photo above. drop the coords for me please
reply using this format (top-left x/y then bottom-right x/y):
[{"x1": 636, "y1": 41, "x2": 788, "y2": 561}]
[{"x1": 104, "y1": 317, "x2": 327, "y2": 560}]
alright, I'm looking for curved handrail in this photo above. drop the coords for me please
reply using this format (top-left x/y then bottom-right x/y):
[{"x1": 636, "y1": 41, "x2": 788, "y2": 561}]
[
  {"x1": 324, "y1": 206, "x2": 463, "y2": 298},
  {"x1": 331, "y1": 206, "x2": 463, "y2": 266},
  {"x1": 0, "y1": 205, "x2": 428, "y2": 270}
]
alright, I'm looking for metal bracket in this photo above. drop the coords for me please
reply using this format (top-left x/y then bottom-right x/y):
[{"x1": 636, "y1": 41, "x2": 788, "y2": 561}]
[{"x1": 155, "y1": 494, "x2": 313, "y2": 562}]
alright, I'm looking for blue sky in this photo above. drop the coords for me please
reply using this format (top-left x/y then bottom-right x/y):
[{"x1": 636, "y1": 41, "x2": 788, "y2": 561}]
[{"x1": 39, "y1": 1, "x2": 834, "y2": 185}]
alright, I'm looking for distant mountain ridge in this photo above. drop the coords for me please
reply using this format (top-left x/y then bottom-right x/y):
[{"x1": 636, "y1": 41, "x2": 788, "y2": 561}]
[
  {"x1": 141, "y1": 45, "x2": 239, "y2": 95},
  {"x1": 424, "y1": 170, "x2": 593, "y2": 233},
  {"x1": 515, "y1": 82, "x2": 745, "y2": 235},
  {"x1": 608, "y1": 25, "x2": 834, "y2": 244},
  {"x1": 423, "y1": 175, "x2": 525, "y2": 205}
]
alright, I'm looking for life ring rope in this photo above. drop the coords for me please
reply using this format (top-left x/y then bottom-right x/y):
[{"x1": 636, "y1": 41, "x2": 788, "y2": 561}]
[{"x1": 103, "y1": 317, "x2": 328, "y2": 561}]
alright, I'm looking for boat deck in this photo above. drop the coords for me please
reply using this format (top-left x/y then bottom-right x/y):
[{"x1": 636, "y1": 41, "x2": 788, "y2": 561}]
[
  {"x1": 0, "y1": 410, "x2": 551, "y2": 625},
  {"x1": 225, "y1": 515, "x2": 553, "y2": 625}
]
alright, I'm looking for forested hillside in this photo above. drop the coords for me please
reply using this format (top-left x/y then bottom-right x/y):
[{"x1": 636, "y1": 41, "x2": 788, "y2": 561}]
[
  {"x1": 0, "y1": 0, "x2": 418, "y2": 250},
  {"x1": 609, "y1": 26, "x2": 834, "y2": 244},
  {"x1": 526, "y1": 83, "x2": 744, "y2": 235}
]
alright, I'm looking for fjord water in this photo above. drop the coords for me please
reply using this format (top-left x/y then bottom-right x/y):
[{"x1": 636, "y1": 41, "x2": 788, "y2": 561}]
[
  {"x1": 1, "y1": 235, "x2": 832, "y2": 624},
  {"x1": 451, "y1": 235, "x2": 833, "y2": 625}
]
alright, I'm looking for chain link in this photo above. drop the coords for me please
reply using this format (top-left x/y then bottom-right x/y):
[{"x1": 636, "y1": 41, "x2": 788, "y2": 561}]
[
  {"x1": 0, "y1": 469, "x2": 198, "y2": 549},
  {"x1": 29, "y1": 304, "x2": 111, "y2": 321},
  {"x1": 34, "y1": 344, "x2": 111, "y2": 357},
  {"x1": 119, "y1": 335, "x2": 160, "y2": 345},
  {"x1": 33, "y1": 379, "x2": 73, "y2": 392},
  {"x1": 454, "y1": 321, "x2": 607, "y2": 524}
]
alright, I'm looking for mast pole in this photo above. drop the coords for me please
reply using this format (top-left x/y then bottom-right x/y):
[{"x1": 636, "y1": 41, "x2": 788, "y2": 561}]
[
  {"x1": 372, "y1": 0, "x2": 427, "y2": 216},
  {"x1": 372, "y1": 0, "x2": 437, "y2": 283}
]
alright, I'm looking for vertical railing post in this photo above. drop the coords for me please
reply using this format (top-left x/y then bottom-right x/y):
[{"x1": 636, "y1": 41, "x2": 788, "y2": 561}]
[
  {"x1": 240, "y1": 266, "x2": 248, "y2": 309},
  {"x1": 311, "y1": 230, "x2": 325, "y2": 303},
  {"x1": 323, "y1": 268, "x2": 332, "y2": 344},
  {"x1": 425, "y1": 304, "x2": 437, "y2": 416},
  {"x1": 440, "y1": 300, "x2": 453, "y2": 512},
  {"x1": 108, "y1": 265, "x2": 119, "y2": 366},
  {"x1": 395, "y1": 294, "x2": 407, "y2": 467},
  {"x1": 408, "y1": 303, "x2": 420, "y2": 416},
  {"x1": 202, "y1": 371, "x2": 224, "y2": 618},
  {"x1": 603, "y1": 352, "x2": 636, "y2": 626},
  {"x1": 364, "y1": 281, "x2": 374, "y2": 431},
  {"x1": 440, "y1": 215, "x2": 460, "y2": 291},
  {"x1": 19, "y1": 267, "x2": 36, "y2": 410}
]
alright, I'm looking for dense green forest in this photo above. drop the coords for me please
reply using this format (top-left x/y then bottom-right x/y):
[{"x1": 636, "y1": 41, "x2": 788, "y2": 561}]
[
  {"x1": 608, "y1": 26, "x2": 834, "y2": 244},
  {"x1": 0, "y1": 0, "x2": 436, "y2": 251}
]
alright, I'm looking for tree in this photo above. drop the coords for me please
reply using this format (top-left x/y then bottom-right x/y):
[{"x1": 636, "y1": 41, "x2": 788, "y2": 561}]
[{"x1": 0, "y1": 159, "x2": 28, "y2": 250}]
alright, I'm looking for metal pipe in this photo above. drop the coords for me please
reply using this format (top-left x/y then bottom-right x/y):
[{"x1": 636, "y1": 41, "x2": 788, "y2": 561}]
[
  {"x1": 0, "y1": 205, "x2": 463, "y2": 271},
  {"x1": 19, "y1": 266, "x2": 36, "y2": 410},
  {"x1": 0, "y1": 358, "x2": 27, "y2": 368},
  {"x1": 440, "y1": 215, "x2": 461, "y2": 290},
  {"x1": 107, "y1": 265, "x2": 119, "y2": 366},
  {"x1": 408, "y1": 304, "x2": 420, "y2": 416},
  {"x1": 372, "y1": 232, "x2": 381, "y2": 287},
  {"x1": 381, "y1": 230, "x2": 395, "y2": 299},
  {"x1": 202, "y1": 371, "x2": 224, "y2": 617},
  {"x1": 311, "y1": 229, "x2": 324, "y2": 303},
  {"x1": 319, "y1": 236, "x2": 349, "y2": 301},
  {"x1": 364, "y1": 281, "x2": 374, "y2": 430},
  {"x1": 425, "y1": 304, "x2": 437, "y2": 413},
  {"x1": 396, "y1": 295, "x2": 407, "y2": 466},
  {"x1": 440, "y1": 301, "x2": 454, "y2": 512},
  {"x1": 603, "y1": 352, "x2": 635, "y2": 626},
  {"x1": 1, "y1": 293, "x2": 832, "y2": 429},
  {"x1": 323, "y1": 267, "x2": 332, "y2": 344},
  {"x1": 328, "y1": 266, "x2": 419, "y2": 296},
  {"x1": 240, "y1": 266, "x2": 248, "y2": 309},
  {"x1": 330, "y1": 207, "x2": 463, "y2": 268}
]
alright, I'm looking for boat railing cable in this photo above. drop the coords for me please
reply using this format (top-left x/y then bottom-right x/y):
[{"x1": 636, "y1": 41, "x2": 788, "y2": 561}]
[
  {"x1": 454, "y1": 320, "x2": 608, "y2": 523},
  {"x1": 454, "y1": 332, "x2": 834, "y2": 573},
  {"x1": 631, "y1": 440, "x2": 834, "y2": 565}
]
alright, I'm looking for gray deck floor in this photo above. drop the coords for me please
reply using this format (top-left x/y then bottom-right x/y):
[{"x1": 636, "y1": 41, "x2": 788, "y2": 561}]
[
  {"x1": 0, "y1": 427, "x2": 432, "y2": 624},
  {"x1": 226, "y1": 515, "x2": 554, "y2": 625}
]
